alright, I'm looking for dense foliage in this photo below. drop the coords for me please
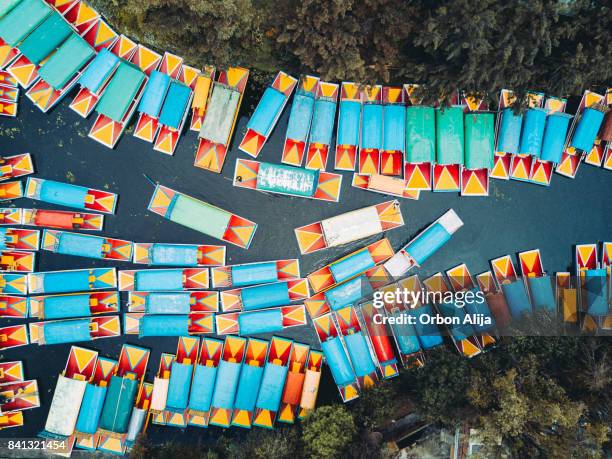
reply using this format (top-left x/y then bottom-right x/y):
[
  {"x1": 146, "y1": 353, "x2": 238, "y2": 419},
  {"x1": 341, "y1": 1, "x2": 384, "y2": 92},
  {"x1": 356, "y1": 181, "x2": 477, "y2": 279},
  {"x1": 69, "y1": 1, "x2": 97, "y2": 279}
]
[{"x1": 92, "y1": 0, "x2": 611, "y2": 101}]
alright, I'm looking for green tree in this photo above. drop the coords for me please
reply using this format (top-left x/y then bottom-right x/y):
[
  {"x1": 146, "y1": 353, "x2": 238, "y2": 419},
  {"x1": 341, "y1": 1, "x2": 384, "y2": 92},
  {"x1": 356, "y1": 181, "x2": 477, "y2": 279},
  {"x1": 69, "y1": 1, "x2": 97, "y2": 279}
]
[{"x1": 302, "y1": 405, "x2": 357, "y2": 459}]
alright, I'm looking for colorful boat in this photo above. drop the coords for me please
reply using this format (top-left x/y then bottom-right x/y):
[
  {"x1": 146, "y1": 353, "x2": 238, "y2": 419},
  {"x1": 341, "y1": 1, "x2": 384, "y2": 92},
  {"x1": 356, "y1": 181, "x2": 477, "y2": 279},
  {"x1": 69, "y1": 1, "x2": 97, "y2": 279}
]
[
  {"x1": 556, "y1": 271, "x2": 578, "y2": 325},
  {"x1": 305, "y1": 81, "x2": 338, "y2": 170},
  {"x1": 252, "y1": 336, "x2": 293, "y2": 429},
  {"x1": 149, "y1": 353, "x2": 173, "y2": 424},
  {"x1": 73, "y1": 357, "x2": 118, "y2": 448},
  {"x1": 40, "y1": 346, "x2": 98, "y2": 447},
  {"x1": 601, "y1": 242, "x2": 612, "y2": 329},
  {"x1": 517, "y1": 249, "x2": 556, "y2": 313},
  {"x1": 233, "y1": 159, "x2": 343, "y2": 202},
  {"x1": 382, "y1": 209, "x2": 463, "y2": 279},
  {"x1": 0, "y1": 227, "x2": 39, "y2": 250},
  {"x1": 215, "y1": 305, "x2": 307, "y2": 335},
  {"x1": 461, "y1": 98, "x2": 494, "y2": 196},
  {"x1": 96, "y1": 344, "x2": 150, "y2": 455},
  {"x1": 281, "y1": 75, "x2": 319, "y2": 166},
  {"x1": 575, "y1": 243, "x2": 609, "y2": 331},
  {"x1": 0, "y1": 361, "x2": 25, "y2": 384},
  {"x1": 231, "y1": 338, "x2": 268, "y2": 428},
  {"x1": 194, "y1": 67, "x2": 249, "y2": 173},
  {"x1": 422, "y1": 273, "x2": 482, "y2": 358},
  {"x1": 239, "y1": 71, "x2": 297, "y2": 157},
  {"x1": 25, "y1": 177, "x2": 118, "y2": 214},
  {"x1": 278, "y1": 342, "x2": 310, "y2": 424},
  {"x1": 89, "y1": 45, "x2": 161, "y2": 148},
  {"x1": 359, "y1": 301, "x2": 400, "y2": 378},
  {"x1": 189, "y1": 65, "x2": 215, "y2": 131},
  {"x1": 187, "y1": 337, "x2": 223, "y2": 427},
  {"x1": 0, "y1": 273, "x2": 27, "y2": 295},
  {"x1": 28, "y1": 267, "x2": 117, "y2": 294},
  {"x1": 0, "y1": 250, "x2": 35, "y2": 272},
  {"x1": 118, "y1": 268, "x2": 209, "y2": 291},
  {"x1": 380, "y1": 87, "x2": 406, "y2": 176},
  {"x1": 0, "y1": 180, "x2": 23, "y2": 201},
  {"x1": 490, "y1": 255, "x2": 532, "y2": 319},
  {"x1": 431, "y1": 103, "x2": 464, "y2": 192},
  {"x1": 294, "y1": 200, "x2": 404, "y2": 255},
  {"x1": 124, "y1": 381, "x2": 153, "y2": 451},
  {"x1": 69, "y1": 36, "x2": 136, "y2": 118},
  {"x1": 297, "y1": 349, "x2": 323, "y2": 419},
  {"x1": 123, "y1": 312, "x2": 215, "y2": 337},
  {"x1": 220, "y1": 278, "x2": 309, "y2": 312},
  {"x1": 208, "y1": 336, "x2": 246, "y2": 428},
  {"x1": 0, "y1": 207, "x2": 23, "y2": 225},
  {"x1": 491, "y1": 89, "x2": 519, "y2": 180},
  {"x1": 351, "y1": 172, "x2": 420, "y2": 200},
  {"x1": 22, "y1": 207, "x2": 104, "y2": 231},
  {"x1": 29, "y1": 315, "x2": 121, "y2": 345},
  {"x1": 475, "y1": 271, "x2": 513, "y2": 328},
  {"x1": 211, "y1": 258, "x2": 299, "y2": 289},
  {"x1": 148, "y1": 183, "x2": 257, "y2": 249},
  {"x1": 307, "y1": 239, "x2": 394, "y2": 294},
  {"x1": 0, "y1": 324, "x2": 29, "y2": 350},
  {"x1": 556, "y1": 90, "x2": 606, "y2": 179},
  {"x1": 602, "y1": 90, "x2": 612, "y2": 171},
  {"x1": 132, "y1": 242, "x2": 225, "y2": 267},
  {"x1": 0, "y1": 153, "x2": 34, "y2": 181},
  {"x1": 42, "y1": 229, "x2": 133, "y2": 261},
  {"x1": 28, "y1": 291, "x2": 119, "y2": 319},
  {"x1": 127, "y1": 291, "x2": 218, "y2": 314},
  {"x1": 358, "y1": 85, "x2": 383, "y2": 175},
  {"x1": 312, "y1": 313, "x2": 359, "y2": 402},
  {"x1": 0, "y1": 295, "x2": 29, "y2": 319},
  {"x1": 334, "y1": 82, "x2": 361, "y2": 171},
  {"x1": 403, "y1": 85, "x2": 434, "y2": 190}
]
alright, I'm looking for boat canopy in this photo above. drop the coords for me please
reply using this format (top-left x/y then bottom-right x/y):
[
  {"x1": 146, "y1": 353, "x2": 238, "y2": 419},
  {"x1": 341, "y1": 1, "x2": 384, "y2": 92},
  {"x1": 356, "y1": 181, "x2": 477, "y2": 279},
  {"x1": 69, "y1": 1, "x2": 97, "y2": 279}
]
[
  {"x1": 321, "y1": 206, "x2": 383, "y2": 247},
  {"x1": 79, "y1": 48, "x2": 120, "y2": 93},
  {"x1": 232, "y1": 262, "x2": 279, "y2": 287},
  {"x1": 39, "y1": 180, "x2": 89, "y2": 209},
  {"x1": 19, "y1": 12, "x2": 72, "y2": 65},
  {"x1": 405, "y1": 224, "x2": 452, "y2": 266},
  {"x1": 361, "y1": 103, "x2": 383, "y2": 150},
  {"x1": 344, "y1": 332, "x2": 376, "y2": 377},
  {"x1": 38, "y1": 34, "x2": 94, "y2": 89},
  {"x1": 239, "y1": 309, "x2": 283, "y2": 335},
  {"x1": 75, "y1": 384, "x2": 107, "y2": 434},
  {"x1": 168, "y1": 194, "x2": 231, "y2": 240},
  {"x1": 0, "y1": 0, "x2": 23, "y2": 19},
  {"x1": 134, "y1": 269, "x2": 184, "y2": 290},
  {"x1": 463, "y1": 287, "x2": 496, "y2": 331},
  {"x1": 410, "y1": 304, "x2": 444, "y2": 349},
  {"x1": 570, "y1": 107, "x2": 605, "y2": 152},
  {"x1": 212, "y1": 361, "x2": 241, "y2": 409},
  {"x1": 388, "y1": 313, "x2": 422, "y2": 355},
  {"x1": 234, "y1": 364, "x2": 264, "y2": 412},
  {"x1": 540, "y1": 112, "x2": 572, "y2": 163},
  {"x1": 585, "y1": 269, "x2": 608, "y2": 316},
  {"x1": 145, "y1": 292, "x2": 192, "y2": 314},
  {"x1": 526, "y1": 276, "x2": 556, "y2": 312},
  {"x1": 383, "y1": 104, "x2": 406, "y2": 152},
  {"x1": 519, "y1": 108, "x2": 547, "y2": 156},
  {"x1": 325, "y1": 276, "x2": 372, "y2": 311},
  {"x1": 309, "y1": 99, "x2": 336, "y2": 145},
  {"x1": 406, "y1": 106, "x2": 435, "y2": 163},
  {"x1": 99, "y1": 375, "x2": 138, "y2": 434},
  {"x1": 140, "y1": 314, "x2": 189, "y2": 336},
  {"x1": 286, "y1": 93, "x2": 315, "y2": 142},
  {"x1": 159, "y1": 81, "x2": 191, "y2": 129},
  {"x1": 321, "y1": 338, "x2": 355, "y2": 386},
  {"x1": 96, "y1": 62, "x2": 145, "y2": 122},
  {"x1": 247, "y1": 87, "x2": 286, "y2": 135},
  {"x1": 188, "y1": 364, "x2": 217, "y2": 412},
  {"x1": 42, "y1": 293, "x2": 92, "y2": 319},
  {"x1": 166, "y1": 362, "x2": 192, "y2": 410},
  {"x1": 256, "y1": 363, "x2": 288, "y2": 411},
  {"x1": 0, "y1": 0, "x2": 51, "y2": 47},
  {"x1": 138, "y1": 70, "x2": 171, "y2": 117},
  {"x1": 501, "y1": 280, "x2": 532, "y2": 318},
  {"x1": 435, "y1": 107, "x2": 464, "y2": 165},
  {"x1": 43, "y1": 318, "x2": 91, "y2": 344},
  {"x1": 329, "y1": 249, "x2": 376, "y2": 285},
  {"x1": 57, "y1": 232, "x2": 104, "y2": 258},
  {"x1": 337, "y1": 100, "x2": 360, "y2": 146},
  {"x1": 437, "y1": 301, "x2": 475, "y2": 341},
  {"x1": 44, "y1": 375, "x2": 87, "y2": 437},
  {"x1": 464, "y1": 112, "x2": 494, "y2": 170},
  {"x1": 256, "y1": 162, "x2": 317, "y2": 197},
  {"x1": 497, "y1": 108, "x2": 523, "y2": 154},
  {"x1": 199, "y1": 85, "x2": 240, "y2": 144},
  {"x1": 241, "y1": 282, "x2": 290, "y2": 311},
  {"x1": 151, "y1": 244, "x2": 199, "y2": 266}
]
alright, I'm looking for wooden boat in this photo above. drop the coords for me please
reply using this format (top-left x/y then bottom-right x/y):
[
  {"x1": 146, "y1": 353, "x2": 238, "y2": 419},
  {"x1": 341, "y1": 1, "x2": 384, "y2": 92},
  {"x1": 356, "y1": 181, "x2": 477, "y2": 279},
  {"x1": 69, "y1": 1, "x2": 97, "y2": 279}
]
[
  {"x1": 220, "y1": 278, "x2": 309, "y2": 312},
  {"x1": 118, "y1": 268, "x2": 209, "y2": 291},
  {"x1": 28, "y1": 267, "x2": 117, "y2": 294},
  {"x1": 211, "y1": 259, "x2": 299, "y2": 289},
  {"x1": 132, "y1": 242, "x2": 225, "y2": 267},
  {"x1": 334, "y1": 82, "x2": 361, "y2": 171},
  {"x1": 25, "y1": 177, "x2": 118, "y2": 214},
  {"x1": 42, "y1": 229, "x2": 133, "y2": 262}
]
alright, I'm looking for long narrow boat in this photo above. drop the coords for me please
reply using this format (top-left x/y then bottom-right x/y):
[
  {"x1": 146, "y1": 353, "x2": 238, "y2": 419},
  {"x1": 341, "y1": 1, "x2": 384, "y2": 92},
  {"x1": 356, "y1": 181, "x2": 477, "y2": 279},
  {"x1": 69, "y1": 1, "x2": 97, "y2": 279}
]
[
  {"x1": 555, "y1": 271, "x2": 578, "y2": 325},
  {"x1": 40, "y1": 346, "x2": 98, "y2": 445},
  {"x1": 334, "y1": 82, "x2": 361, "y2": 171},
  {"x1": 475, "y1": 271, "x2": 512, "y2": 329},
  {"x1": 252, "y1": 336, "x2": 292, "y2": 429},
  {"x1": 461, "y1": 97, "x2": 495, "y2": 196},
  {"x1": 0, "y1": 227, "x2": 39, "y2": 250},
  {"x1": 601, "y1": 242, "x2": 612, "y2": 330},
  {"x1": 491, "y1": 88, "x2": 519, "y2": 180},
  {"x1": 574, "y1": 243, "x2": 608, "y2": 332},
  {"x1": 220, "y1": 278, "x2": 309, "y2": 312},
  {"x1": 0, "y1": 180, "x2": 23, "y2": 201},
  {"x1": 312, "y1": 313, "x2": 359, "y2": 402},
  {"x1": 517, "y1": 249, "x2": 557, "y2": 313},
  {"x1": 132, "y1": 242, "x2": 225, "y2": 267},
  {"x1": 28, "y1": 267, "x2": 117, "y2": 294},
  {"x1": 149, "y1": 353, "x2": 174, "y2": 426},
  {"x1": 29, "y1": 315, "x2": 121, "y2": 345},
  {"x1": 0, "y1": 295, "x2": 28, "y2": 318},
  {"x1": 23, "y1": 208, "x2": 104, "y2": 231},
  {"x1": 215, "y1": 305, "x2": 307, "y2": 335},
  {"x1": 124, "y1": 381, "x2": 153, "y2": 451},
  {"x1": 297, "y1": 349, "x2": 323, "y2": 419},
  {"x1": 208, "y1": 336, "x2": 246, "y2": 428},
  {"x1": 211, "y1": 258, "x2": 299, "y2": 289},
  {"x1": 127, "y1": 291, "x2": 218, "y2": 314},
  {"x1": 0, "y1": 153, "x2": 34, "y2": 181},
  {"x1": 358, "y1": 85, "x2": 383, "y2": 175},
  {"x1": 0, "y1": 324, "x2": 29, "y2": 350},
  {"x1": 0, "y1": 207, "x2": 23, "y2": 225},
  {"x1": 148, "y1": 183, "x2": 257, "y2": 249},
  {"x1": 352, "y1": 171, "x2": 420, "y2": 200},
  {"x1": 0, "y1": 273, "x2": 27, "y2": 294},
  {"x1": 294, "y1": 200, "x2": 404, "y2": 255},
  {"x1": 403, "y1": 85, "x2": 434, "y2": 190},
  {"x1": 194, "y1": 67, "x2": 249, "y2": 173},
  {"x1": 432, "y1": 102, "x2": 464, "y2": 192},
  {"x1": 239, "y1": 71, "x2": 297, "y2": 158},
  {"x1": 307, "y1": 239, "x2": 394, "y2": 294},
  {"x1": 231, "y1": 338, "x2": 268, "y2": 428},
  {"x1": 187, "y1": 337, "x2": 223, "y2": 427},
  {"x1": 359, "y1": 301, "x2": 401, "y2": 378},
  {"x1": 118, "y1": 268, "x2": 209, "y2": 291},
  {"x1": 123, "y1": 311, "x2": 215, "y2": 337},
  {"x1": 380, "y1": 87, "x2": 406, "y2": 176},
  {"x1": 0, "y1": 250, "x2": 35, "y2": 272},
  {"x1": 29, "y1": 291, "x2": 119, "y2": 319},
  {"x1": 189, "y1": 65, "x2": 215, "y2": 131},
  {"x1": 96, "y1": 344, "x2": 150, "y2": 455},
  {"x1": 73, "y1": 357, "x2": 118, "y2": 450},
  {"x1": 25, "y1": 177, "x2": 118, "y2": 214},
  {"x1": 281, "y1": 75, "x2": 319, "y2": 166},
  {"x1": 382, "y1": 209, "x2": 463, "y2": 279},
  {"x1": 278, "y1": 342, "x2": 310, "y2": 424},
  {"x1": 422, "y1": 273, "x2": 482, "y2": 358},
  {"x1": 490, "y1": 254, "x2": 532, "y2": 319},
  {"x1": 42, "y1": 229, "x2": 133, "y2": 261},
  {"x1": 305, "y1": 81, "x2": 339, "y2": 170},
  {"x1": 233, "y1": 159, "x2": 342, "y2": 202}
]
